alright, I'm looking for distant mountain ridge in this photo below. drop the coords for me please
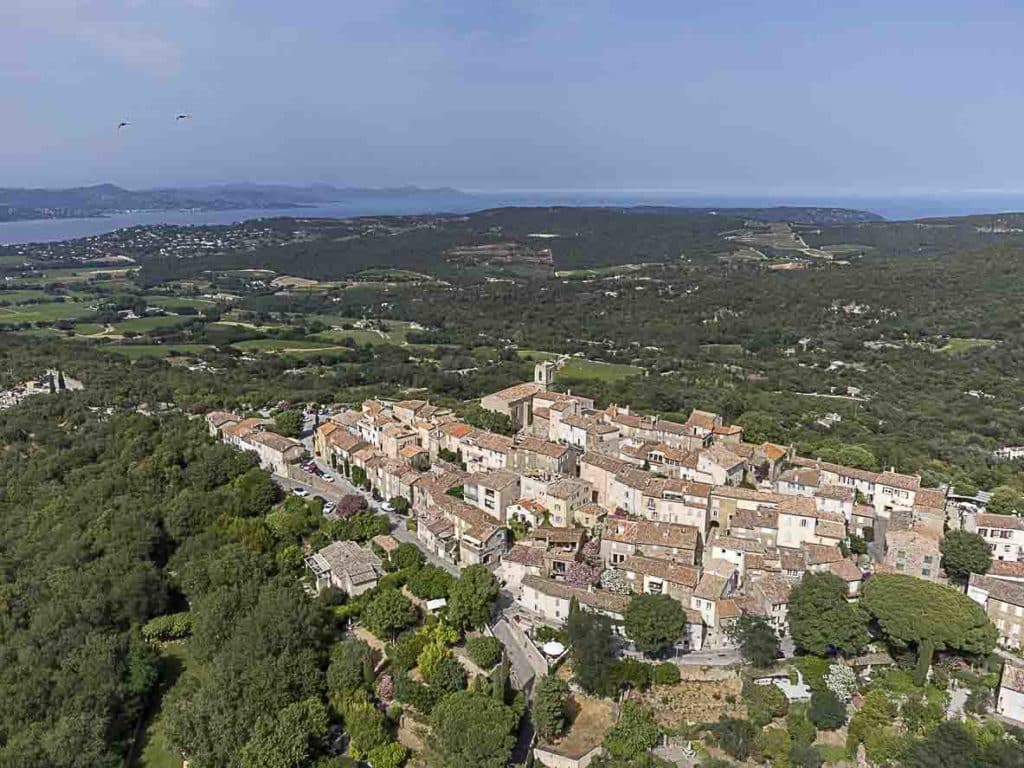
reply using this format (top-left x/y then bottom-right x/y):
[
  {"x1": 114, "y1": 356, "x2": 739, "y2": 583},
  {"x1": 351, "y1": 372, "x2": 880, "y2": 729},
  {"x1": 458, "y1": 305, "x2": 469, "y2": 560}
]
[{"x1": 0, "y1": 183, "x2": 473, "y2": 222}]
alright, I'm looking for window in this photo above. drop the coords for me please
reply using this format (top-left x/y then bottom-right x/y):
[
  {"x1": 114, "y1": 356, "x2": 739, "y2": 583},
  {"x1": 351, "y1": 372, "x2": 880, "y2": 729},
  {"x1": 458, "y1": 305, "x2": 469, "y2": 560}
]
[
  {"x1": 799, "y1": 519, "x2": 808, "y2": 528},
  {"x1": 922, "y1": 568, "x2": 930, "y2": 577},
  {"x1": 612, "y1": 553, "x2": 625, "y2": 564},
  {"x1": 923, "y1": 555, "x2": 933, "y2": 565},
  {"x1": 979, "y1": 528, "x2": 990, "y2": 537}
]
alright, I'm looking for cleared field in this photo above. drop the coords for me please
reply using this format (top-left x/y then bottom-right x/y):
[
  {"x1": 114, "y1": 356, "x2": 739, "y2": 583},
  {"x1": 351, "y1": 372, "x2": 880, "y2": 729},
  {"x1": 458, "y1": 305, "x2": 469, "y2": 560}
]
[
  {"x1": 134, "y1": 642, "x2": 190, "y2": 768},
  {"x1": 232, "y1": 338, "x2": 351, "y2": 354},
  {"x1": 71, "y1": 322, "x2": 110, "y2": 336},
  {"x1": 145, "y1": 296, "x2": 216, "y2": 310},
  {"x1": 559, "y1": 358, "x2": 643, "y2": 381},
  {"x1": 516, "y1": 349, "x2": 559, "y2": 361},
  {"x1": 312, "y1": 329, "x2": 394, "y2": 345},
  {"x1": 0, "y1": 289, "x2": 53, "y2": 304},
  {"x1": 115, "y1": 315, "x2": 194, "y2": 333},
  {"x1": 19, "y1": 267, "x2": 138, "y2": 284},
  {"x1": 105, "y1": 344, "x2": 211, "y2": 359},
  {"x1": 0, "y1": 300, "x2": 96, "y2": 323},
  {"x1": 938, "y1": 337, "x2": 1000, "y2": 354}
]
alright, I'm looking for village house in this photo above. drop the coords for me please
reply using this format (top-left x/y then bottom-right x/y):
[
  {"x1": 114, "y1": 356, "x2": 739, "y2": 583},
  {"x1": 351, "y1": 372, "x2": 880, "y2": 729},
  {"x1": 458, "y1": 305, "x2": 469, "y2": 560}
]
[
  {"x1": 463, "y1": 469, "x2": 521, "y2": 522},
  {"x1": 552, "y1": 412, "x2": 621, "y2": 455},
  {"x1": 461, "y1": 431, "x2": 515, "y2": 472},
  {"x1": 874, "y1": 470, "x2": 922, "y2": 517},
  {"x1": 779, "y1": 543, "x2": 845, "y2": 580},
  {"x1": 519, "y1": 476, "x2": 593, "y2": 528},
  {"x1": 997, "y1": 663, "x2": 1024, "y2": 725},
  {"x1": 206, "y1": 410, "x2": 240, "y2": 438},
  {"x1": 789, "y1": 457, "x2": 877, "y2": 503},
  {"x1": 709, "y1": 486, "x2": 783, "y2": 531},
  {"x1": 619, "y1": 554, "x2": 699, "y2": 602},
  {"x1": 607, "y1": 469, "x2": 711, "y2": 530},
  {"x1": 579, "y1": 452, "x2": 629, "y2": 508},
  {"x1": 380, "y1": 422, "x2": 420, "y2": 460},
  {"x1": 775, "y1": 495, "x2": 846, "y2": 550},
  {"x1": 480, "y1": 381, "x2": 548, "y2": 430},
  {"x1": 969, "y1": 574, "x2": 1024, "y2": 650},
  {"x1": 696, "y1": 444, "x2": 745, "y2": 486},
  {"x1": 418, "y1": 491, "x2": 510, "y2": 566},
  {"x1": 883, "y1": 510, "x2": 944, "y2": 582},
  {"x1": 370, "y1": 458, "x2": 419, "y2": 502},
  {"x1": 738, "y1": 574, "x2": 793, "y2": 635},
  {"x1": 619, "y1": 441, "x2": 705, "y2": 482},
  {"x1": 690, "y1": 571, "x2": 740, "y2": 648},
  {"x1": 510, "y1": 435, "x2": 577, "y2": 476},
  {"x1": 519, "y1": 575, "x2": 630, "y2": 627},
  {"x1": 218, "y1": 416, "x2": 304, "y2": 476},
  {"x1": 600, "y1": 404, "x2": 711, "y2": 451},
  {"x1": 711, "y1": 536, "x2": 769, "y2": 586},
  {"x1": 507, "y1": 498, "x2": 550, "y2": 529},
  {"x1": 966, "y1": 512, "x2": 1024, "y2": 563},
  {"x1": 814, "y1": 484, "x2": 856, "y2": 521},
  {"x1": 727, "y1": 506, "x2": 780, "y2": 549},
  {"x1": 306, "y1": 540, "x2": 382, "y2": 596},
  {"x1": 776, "y1": 467, "x2": 821, "y2": 497},
  {"x1": 574, "y1": 502, "x2": 607, "y2": 530},
  {"x1": 600, "y1": 518, "x2": 701, "y2": 566}
]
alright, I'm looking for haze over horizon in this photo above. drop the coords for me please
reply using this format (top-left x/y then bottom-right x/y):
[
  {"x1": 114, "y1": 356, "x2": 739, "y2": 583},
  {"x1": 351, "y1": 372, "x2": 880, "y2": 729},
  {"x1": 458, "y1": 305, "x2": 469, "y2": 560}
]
[{"x1": 4, "y1": 1, "x2": 1023, "y2": 195}]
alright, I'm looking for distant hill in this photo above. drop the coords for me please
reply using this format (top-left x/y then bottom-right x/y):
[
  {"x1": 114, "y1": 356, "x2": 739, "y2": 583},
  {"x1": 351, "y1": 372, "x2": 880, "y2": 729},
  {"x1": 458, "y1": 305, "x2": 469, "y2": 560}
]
[{"x1": 0, "y1": 183, "x2": 474, "y2": 222}]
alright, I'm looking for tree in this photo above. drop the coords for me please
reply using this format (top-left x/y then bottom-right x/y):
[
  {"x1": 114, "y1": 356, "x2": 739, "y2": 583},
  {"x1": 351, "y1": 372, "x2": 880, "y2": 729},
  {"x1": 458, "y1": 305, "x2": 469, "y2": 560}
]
[
  {"x1": 361, "y1": 589, "x2": 419, "y2": 640},
  {"x1": 744, "y1": 682, "x2": 788, "y2": 727},
  {"x1": 729, "y1": 615, "x2": 780, "y2": 667},
  {"x1": 940, "y1": 530, "x2": 992, "y2": 585},
  {"x1": 603, "y1": 702, "x2": 660, "y2": 761},
  {"x1": 808, "y1": 689, "x2": 846, "y2": 730},
  {"x1": 338, "y1": 494, "x2": 368, "y2": 518},
  {"x1": 902, "y1": 721, "x2": 982, "y2": 768},
  {"x1": 861, "y1": 574, "x2": 997, "y2": 674},
  {"x1": 533, "y1": 675, "x2": 571, "y2": 741},
  {"x1": 327, "y1": 637, "x2": 375, "y2": 694},
  {"x1": 428, "y1": 691, "x2": 519, "y2": 768},
  {"x1": 389, "y1": 542, "x2": 424, "y2": 571},
  {"x1": 755, "y1": 726, "x2": 791, "y2": 768},
  {"x1": 624, "y1": 594, "x2": 686, "y2": 655},
  {"x1": 465, "y1": 636, "x2": 502, "y2": 669},
  {"x1": 567, "y1": 609, "x2": 614, "y2": 696},
  {"x1": 787, "y1": 573, "x2": 869, "y2": 656},
  {"x1": 388, "y1": 495, "x2": 410, "y2": 514},
  {"x1": 447, "y1": 565, "x2": 499, "y2": 630},
  {"x1": 417, "y1": 642, "x2": 449, "y2": 683},
  {"x1": 846, "y1": 689, "x2": 897, "y2": 755},
  {"x1": 239, "y1": 697, "x2": 329, "y2": 768},
  {"x1": 709, "y1": 718, "x2": 757, "y2": 761},
  {"x1": 338, "y1": 695, "x2": 389, "y2": 757},
  {"x1": 274, "y1": 409, "x2": 303, "y2": 438},
  {"x1": 987, "y1": 485, "x2": 1024, "y2": 516},
  {"x1": 462, "y1": 405, "x2": 515, "y2": 436},
  {"x1": 432, "y1": 655, "x2": 468, "y2": 694},
  {"x1": 406, "y1": 565, "x2": 454, "y2": 600}
]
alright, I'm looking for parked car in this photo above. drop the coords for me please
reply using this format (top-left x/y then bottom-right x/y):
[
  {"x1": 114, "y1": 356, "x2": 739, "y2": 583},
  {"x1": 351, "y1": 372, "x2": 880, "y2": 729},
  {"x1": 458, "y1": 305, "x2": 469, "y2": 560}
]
[
  {"x1": 381, "y1": 501, "x2": 395, "y2": 513},
  {"x1": 322, "y1": 473, "x2": 334, "y2": 482},
  {"x1": 292, "y1": 487, "x2": 309, "y2": 497}
]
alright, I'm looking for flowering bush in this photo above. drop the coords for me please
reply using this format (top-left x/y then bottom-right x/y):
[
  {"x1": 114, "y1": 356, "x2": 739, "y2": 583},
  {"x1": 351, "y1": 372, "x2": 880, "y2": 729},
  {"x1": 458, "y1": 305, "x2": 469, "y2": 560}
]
[
  {"x1": 377, "y1": 672, "x2": 394, "y2": 703},
  {"x1": 601, "y1": 568, "x2": 631, "y2": 595},
  {"x1": 825, "y1": 662, "x2": 858, "y2": 702},
  {"x1": 564, "y1": 561, "x2": 601, "y2": 588}
]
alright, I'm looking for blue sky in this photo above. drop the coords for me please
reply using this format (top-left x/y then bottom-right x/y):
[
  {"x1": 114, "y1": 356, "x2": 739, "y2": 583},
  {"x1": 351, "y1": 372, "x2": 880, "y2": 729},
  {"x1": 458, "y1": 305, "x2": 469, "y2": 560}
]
[{"x1": 3, "y1": 0, "x2": 1023, "y2": 193}]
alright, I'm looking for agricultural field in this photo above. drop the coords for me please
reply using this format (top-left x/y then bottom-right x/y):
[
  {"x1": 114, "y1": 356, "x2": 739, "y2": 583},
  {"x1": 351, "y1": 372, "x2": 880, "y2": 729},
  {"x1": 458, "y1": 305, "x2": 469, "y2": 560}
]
[
  {"x1": 558, "y1": 357, "x2": 643, "y2": 382},
  {"x1": 115, "y1": 315, "x2": 195, "y2": 333},
  {"x1": 144, "y1": 296, "x2": 217, "y2": 311},
  {"x1": 231, "y1": 338, "x2": 350, "y2": 354},
  {"x1": 0, "y1": 300, "x2": 97, "y2": 323},
  {"x1": 103, "y1": 344, "x2": 212, "y2": 359}
]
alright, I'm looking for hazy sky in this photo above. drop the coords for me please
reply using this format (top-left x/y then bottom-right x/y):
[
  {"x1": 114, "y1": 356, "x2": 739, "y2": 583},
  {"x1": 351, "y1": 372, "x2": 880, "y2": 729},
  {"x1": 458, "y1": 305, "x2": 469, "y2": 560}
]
[{"x1": 3, "y1": 0, "x2": 1023, "y2": 192}]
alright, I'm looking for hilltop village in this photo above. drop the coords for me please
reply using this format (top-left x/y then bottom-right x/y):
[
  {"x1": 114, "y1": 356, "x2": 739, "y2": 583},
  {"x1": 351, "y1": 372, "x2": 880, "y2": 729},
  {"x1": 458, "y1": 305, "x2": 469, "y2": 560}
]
[{"x1": 198, "y1": 360, "x2": 1024, "y2": 767}]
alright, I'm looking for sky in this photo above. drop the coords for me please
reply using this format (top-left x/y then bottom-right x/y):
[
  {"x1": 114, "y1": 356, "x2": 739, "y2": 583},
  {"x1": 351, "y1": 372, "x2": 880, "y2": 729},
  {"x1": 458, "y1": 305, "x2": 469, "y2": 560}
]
[{"x1": 3, "y1": 0, "x2": 1024, "y2": 194}]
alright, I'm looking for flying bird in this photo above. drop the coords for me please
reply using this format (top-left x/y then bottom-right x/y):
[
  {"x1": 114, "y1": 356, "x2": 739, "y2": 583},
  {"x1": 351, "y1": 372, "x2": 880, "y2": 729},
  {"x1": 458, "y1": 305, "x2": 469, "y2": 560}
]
[
  {"x1": 175, "y1": 114, "x2": 191, "y2": 121},
  {"x1": 117, "y1": 121, "x2": 130, "y2": 130}
]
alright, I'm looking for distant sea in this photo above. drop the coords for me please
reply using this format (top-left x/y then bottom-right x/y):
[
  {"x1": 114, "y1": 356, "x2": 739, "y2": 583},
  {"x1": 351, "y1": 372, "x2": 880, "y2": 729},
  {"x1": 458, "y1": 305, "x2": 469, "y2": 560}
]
[{"x1": 4, "y1": 191, "x2": 1024, "y2": 246}]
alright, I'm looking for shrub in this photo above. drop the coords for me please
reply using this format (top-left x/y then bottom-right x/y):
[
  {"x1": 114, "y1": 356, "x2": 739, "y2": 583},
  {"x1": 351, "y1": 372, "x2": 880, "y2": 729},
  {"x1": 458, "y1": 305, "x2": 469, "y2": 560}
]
[
  {"x1": 367, "y1": 743, "x2": 407, "y2": 768},
  {"x1": 141, "y1": 611, "x2": 192, "y2": 641},
  {"x1": 744, "y1": 682, "x2": 789, "y2": 727},
  {"x1": 466, "y1": 636, "x2": 502, "y2": 669},
  {"x1": 653, "y1": 663, "x2": 681, "y2": 686}
]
